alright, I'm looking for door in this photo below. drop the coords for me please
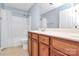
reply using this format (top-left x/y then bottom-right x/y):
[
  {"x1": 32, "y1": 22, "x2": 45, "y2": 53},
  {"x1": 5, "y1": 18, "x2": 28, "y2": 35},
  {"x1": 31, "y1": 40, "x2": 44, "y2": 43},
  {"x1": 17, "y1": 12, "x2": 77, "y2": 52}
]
[
  {"x1": 39, "y1": 43, "x2": 49, "y2": 56},
  {"x1": 12, "y1": 15, "x2": 27, "y2": 45},
  {"x1": 0, "y1": 14, "x2": 1, "y2": 48},
  {"x1": 32, "y1": 39, "x2": 38, "y2": 56},
  {"x1": 1, "y1": 9, "x2": 28, "y2": 48},
  {"x1": 1, "y1": 9, "x2": 13, "y2": 48}
]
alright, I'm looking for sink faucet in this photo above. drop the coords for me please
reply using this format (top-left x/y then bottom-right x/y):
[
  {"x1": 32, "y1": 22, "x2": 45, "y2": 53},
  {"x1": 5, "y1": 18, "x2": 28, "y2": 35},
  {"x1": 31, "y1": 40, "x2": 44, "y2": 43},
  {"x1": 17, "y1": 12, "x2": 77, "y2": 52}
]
[
  {"x1": 41, "y1": 28, "x2": 46, "y2": 31},
  {"x1": 75, "y1": 26, "x2": 77, "y2": 28}
]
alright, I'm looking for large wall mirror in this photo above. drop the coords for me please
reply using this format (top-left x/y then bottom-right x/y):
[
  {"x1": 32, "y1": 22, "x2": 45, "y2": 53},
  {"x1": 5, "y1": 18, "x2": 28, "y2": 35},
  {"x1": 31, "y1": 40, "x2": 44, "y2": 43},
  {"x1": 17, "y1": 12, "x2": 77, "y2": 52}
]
[{"x1": 41, "y1": 3, "x2": 79, "y2": 29}]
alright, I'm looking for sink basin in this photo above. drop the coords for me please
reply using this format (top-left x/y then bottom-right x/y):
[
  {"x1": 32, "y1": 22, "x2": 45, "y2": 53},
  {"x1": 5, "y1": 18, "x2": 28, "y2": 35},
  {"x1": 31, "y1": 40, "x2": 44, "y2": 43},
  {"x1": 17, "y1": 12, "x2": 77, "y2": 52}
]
[
  {"x1": 72, "y1": 36, "x2": 79, "y2": 38},
  {"x1": 70, "y1": 35, "x2": 79, "y2": 38}
]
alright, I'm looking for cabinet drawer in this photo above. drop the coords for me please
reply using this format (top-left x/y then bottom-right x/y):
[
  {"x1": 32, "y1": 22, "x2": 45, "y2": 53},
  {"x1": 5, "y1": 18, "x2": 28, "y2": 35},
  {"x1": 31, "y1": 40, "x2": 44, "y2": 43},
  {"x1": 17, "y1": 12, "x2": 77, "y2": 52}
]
[
  {"x1": 53, "y1": 38, "x2": 78, "y2": 56},
  {"x1": 32, "y1": 33, "x2": 38, "y2": 40},
  {"x1": 28, "y1": 32, "x2": 31, "y2": 37},
  {"x1": 39, "y1": 35, "x2": 49, "y2": 45}
]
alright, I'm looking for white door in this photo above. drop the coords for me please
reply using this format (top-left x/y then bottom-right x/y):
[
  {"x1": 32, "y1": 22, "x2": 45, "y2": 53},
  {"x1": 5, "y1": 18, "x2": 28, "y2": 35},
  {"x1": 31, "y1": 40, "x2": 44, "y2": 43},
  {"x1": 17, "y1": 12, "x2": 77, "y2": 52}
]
[
  {"x1": 1, "y1": 9, "x2": 27, "y2": 48},
  {"x1": 1, "y1": 9, "x2": 13, "y2": 48},
  {"x1": 12, "y1": 16, "x2": 27, "y2": 45}
]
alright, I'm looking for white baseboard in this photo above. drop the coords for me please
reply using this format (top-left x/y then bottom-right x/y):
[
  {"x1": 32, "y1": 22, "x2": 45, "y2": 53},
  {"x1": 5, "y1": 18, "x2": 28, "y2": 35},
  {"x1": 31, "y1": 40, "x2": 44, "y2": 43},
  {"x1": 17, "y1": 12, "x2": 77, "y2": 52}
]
[
  {"x1": 0, "y1": 42, "x2": 22, "y2": 50},
  {"x1": 0, "y1": 40, "x2": 28, "y2": 50}
]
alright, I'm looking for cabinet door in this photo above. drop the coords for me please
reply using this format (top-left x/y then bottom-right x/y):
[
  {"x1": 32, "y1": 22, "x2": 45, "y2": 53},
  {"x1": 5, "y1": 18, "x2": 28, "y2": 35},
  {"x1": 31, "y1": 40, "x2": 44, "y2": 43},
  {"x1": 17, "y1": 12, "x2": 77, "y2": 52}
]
[
  {"x1": 53, "y1": 38, "x2": 78, "y2": 56},
  {"x1": 32, "y1": 39, "x2": 38, "y2": 56},
  {"x1": 39, "y1": 43, "x2": 49, "y2": 56},
  {"x1": 28, "y1": 38, "x2": 31, "y2": 56},
  {"x1": 50, "y1": 48, "x2": 67, "y2": 56}
]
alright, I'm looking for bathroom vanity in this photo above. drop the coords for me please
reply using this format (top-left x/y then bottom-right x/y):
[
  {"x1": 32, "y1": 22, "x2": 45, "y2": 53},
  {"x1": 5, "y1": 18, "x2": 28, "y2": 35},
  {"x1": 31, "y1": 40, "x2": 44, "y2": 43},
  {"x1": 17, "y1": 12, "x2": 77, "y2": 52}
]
[{"x1": 28, "y1": 29, "x2": 79, "y2": 56}]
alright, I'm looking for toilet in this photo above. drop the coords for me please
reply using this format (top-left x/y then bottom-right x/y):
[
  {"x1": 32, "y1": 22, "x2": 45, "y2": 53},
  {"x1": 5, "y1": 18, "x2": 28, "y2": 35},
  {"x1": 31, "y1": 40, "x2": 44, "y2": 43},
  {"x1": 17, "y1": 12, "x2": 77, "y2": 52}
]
[{"x1": 21, "y1": 38, "x2": 28, "y2": 49}]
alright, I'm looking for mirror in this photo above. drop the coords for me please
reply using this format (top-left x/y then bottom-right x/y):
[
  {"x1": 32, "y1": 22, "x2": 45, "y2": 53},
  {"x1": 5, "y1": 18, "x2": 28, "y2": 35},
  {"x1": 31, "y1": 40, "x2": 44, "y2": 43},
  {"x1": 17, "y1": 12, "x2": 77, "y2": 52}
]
[{"x1": 40, "y1": 3, "x2": 79, "y2": 29}]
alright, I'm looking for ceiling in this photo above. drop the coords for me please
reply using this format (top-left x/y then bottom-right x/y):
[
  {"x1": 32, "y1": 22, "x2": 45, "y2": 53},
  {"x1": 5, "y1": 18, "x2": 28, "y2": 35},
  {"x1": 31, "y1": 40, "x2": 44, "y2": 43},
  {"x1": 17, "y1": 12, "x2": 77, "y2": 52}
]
[
  {"x1": 39, "y1": 3, "x2": 65, "y2": 14},
  {"x1": 5, "y1": 3, "x2": 34, "y2": 11},
  {"x1": 4, "y1": 3, "x2": 65, "y2": 14}
]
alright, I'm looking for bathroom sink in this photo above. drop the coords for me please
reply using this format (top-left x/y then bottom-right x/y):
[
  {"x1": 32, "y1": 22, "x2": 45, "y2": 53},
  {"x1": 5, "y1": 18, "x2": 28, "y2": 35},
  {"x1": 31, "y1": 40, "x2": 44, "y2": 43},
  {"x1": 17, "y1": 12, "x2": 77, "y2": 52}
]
[
  {"x1": 72, "y1": 36, "x2": 79, "y2": 38},
  {"x1": 71, "y1": 35, "x2": 79, "y2": 38}
]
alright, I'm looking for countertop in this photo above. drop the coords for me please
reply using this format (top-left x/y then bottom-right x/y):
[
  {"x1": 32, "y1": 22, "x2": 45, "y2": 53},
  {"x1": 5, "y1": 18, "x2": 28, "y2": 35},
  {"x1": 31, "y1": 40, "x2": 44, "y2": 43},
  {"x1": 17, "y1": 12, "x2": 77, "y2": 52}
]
[{"x1": 29, "y1": 29, "x2": 79, "y2": 42}]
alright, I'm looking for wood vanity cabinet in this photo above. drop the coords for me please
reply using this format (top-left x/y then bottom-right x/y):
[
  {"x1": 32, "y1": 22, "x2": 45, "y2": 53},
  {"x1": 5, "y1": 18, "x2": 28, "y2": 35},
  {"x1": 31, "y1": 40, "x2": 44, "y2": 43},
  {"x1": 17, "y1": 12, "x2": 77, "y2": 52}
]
[
  {"x1": 51, "y1": 37, "x2": 79, "y2": 56},
  {"x1": 39, "y1": 43, "x2": 49, "y2": 56},
  {"x1": 32, "y1": 39, "x2": 38, "y2": 56},
  {"x1": 50, "y1": 37, "x2": 67, "y2": 56},
  {"x1": 28, "y1": 32, "x2": 32, "y2": 56},
  {"x1": 50, "y1": 48, "x2": 67, "y2": 56},
  {"x1": 31, "y1": 33, "x2": 38, "y2": 56},
  {"x1": 39, "y1": 35, "x2": 49, "y2": 56},
  {"x1": 28, "y1": 32, "x2": 79, "y2": 56}
]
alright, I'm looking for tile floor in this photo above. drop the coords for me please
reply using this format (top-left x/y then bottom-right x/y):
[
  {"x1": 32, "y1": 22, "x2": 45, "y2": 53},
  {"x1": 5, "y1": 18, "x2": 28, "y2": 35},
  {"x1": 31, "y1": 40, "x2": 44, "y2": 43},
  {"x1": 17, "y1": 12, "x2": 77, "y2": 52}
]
[{"x1": 0, "y1": 46, "x2": 29, "y2": 56}]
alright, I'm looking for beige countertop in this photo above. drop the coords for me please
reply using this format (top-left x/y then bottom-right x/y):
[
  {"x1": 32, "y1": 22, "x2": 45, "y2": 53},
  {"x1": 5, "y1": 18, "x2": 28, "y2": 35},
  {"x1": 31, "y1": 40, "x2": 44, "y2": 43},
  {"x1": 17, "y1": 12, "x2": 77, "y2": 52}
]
[{"x1": 29, "y1": 29, "x2": 79, "y2": 42}]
